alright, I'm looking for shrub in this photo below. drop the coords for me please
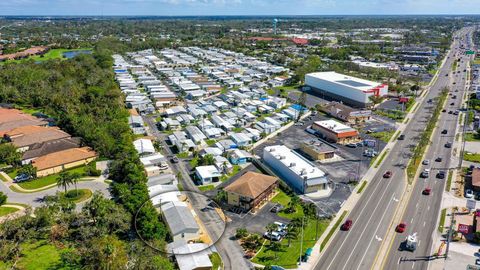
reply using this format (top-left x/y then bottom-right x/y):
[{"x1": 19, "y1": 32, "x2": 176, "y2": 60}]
[{"x1": 0, "y1": 192, "x2": 7, "y2": 206}]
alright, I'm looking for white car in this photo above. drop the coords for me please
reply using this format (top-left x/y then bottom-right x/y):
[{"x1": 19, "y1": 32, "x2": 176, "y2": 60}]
[
  {"x1": 422, "y1": 160, "x2": 430, "y2": 165},
  {"x1": 466, "y1": 189, "x2": 474, "y2": 198},
  {"x1": 264, "y1": 231, "x2": 282, "y2": 241}
]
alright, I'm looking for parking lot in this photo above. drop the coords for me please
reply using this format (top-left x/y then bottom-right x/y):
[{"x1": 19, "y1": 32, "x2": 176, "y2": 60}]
[{"x1": 252, "y1": 113, "x2": 391, "y2": 216}]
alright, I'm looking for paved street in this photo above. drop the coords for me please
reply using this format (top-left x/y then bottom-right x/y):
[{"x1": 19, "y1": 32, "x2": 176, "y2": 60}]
[
  {"x1": 381, "y1": 27, "x2": 475, "y2": 270},
  {"x1": 314, "y1": 27, "x2": 473, "y2": 270}
]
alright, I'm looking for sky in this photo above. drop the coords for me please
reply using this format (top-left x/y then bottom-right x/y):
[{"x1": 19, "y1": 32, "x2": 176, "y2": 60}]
[{"x1": 1, "y1": 0, "x2": 480, "y2": 16}]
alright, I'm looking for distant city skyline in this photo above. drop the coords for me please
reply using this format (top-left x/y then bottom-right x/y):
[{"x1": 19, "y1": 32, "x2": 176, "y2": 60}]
[{"x1": 1, "y1": 0, "x2": 480, "y2": 16}]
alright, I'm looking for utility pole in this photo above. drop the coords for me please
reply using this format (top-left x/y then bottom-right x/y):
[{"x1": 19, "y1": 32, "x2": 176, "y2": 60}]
[{"x1": 445, "y1": 210, "x2": 455, "y2": 258}]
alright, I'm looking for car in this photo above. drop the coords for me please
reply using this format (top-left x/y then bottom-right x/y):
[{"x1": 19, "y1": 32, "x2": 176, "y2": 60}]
[
  {"x1": 442, "y1": 109, "x2": 446, "y2": 112},
  {"x1": 396, "y1": 222, "x2": 407, "y2": 233},
  {"x1": 422, "y1": 188, "x2": 431, "y2": 195},
  {"x1": 437, "y1": 171, "x2": 446, "y2": 179},
  {"x1": 450, "y1": 102, "x2": 455, "y2": 106},
  {"x1": 421, "y1": 168, "x2": 430, "y2": 178},
  {"x1": 474, "y1": 192, "x2": 480, "y2": 201},
  {"x1": 398, "y1": 134, "x2": 405, "y2": 140},
  {"x1": 435, "y1": 157, "x2": 443, "y2": 162},
  {"x1": 453, "y1": 82, "x2": 456, "y2": 84},
  {"x1": 274, "y1": 222, "x2": 288, "y2": 231},
  {"x1": 270, "y1": 204, "x2": 283, "y2": 213},
  {"x1": 441, "y1": 129, "x2": 448, "y2": 134},
  {"x1": 341, "y1": 219, "x2": 353, "y2": 231},
  {"x1": 13, "y1": 173, "x2": 30, "y2": 183},
  {"x1": 356, "y1": 142, "x2": 364, "y2": 147},
  {"x1": 422, "y1": 160, "x2": 430, "y2": 165},
  {"x1": 452, "y1": 95, "x2": 457, "y2": 99},
  {"x1": 171, "y1": 156, "x2": 179, "y2": 163},
  {"x1": 453, "y1": 111, "x2": 459, "y2": 115},
  {"x1": 466, "y1": 189, "x2": 474, "y2": 198},
  {"x1": 445, "y1": 142, "x2": 452, "y2": 148},
  {"x1": 383, "y1": 171, "x2": 393, "y2": 178},
  {"x1": 263, "y1": 231, "x2": 282, "y2": 241},
  {"x1": 448, "y1": 111, "x2": 453, "y2": 114},
  {"x1": 346, "y1": 143, "x2": 357, "y2": 148}
]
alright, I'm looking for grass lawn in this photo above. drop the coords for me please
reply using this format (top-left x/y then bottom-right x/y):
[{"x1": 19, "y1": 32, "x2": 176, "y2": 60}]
[
  {"x1": 2, "y1": 48, "x2": 92, "y2": 65},
  {"x1": 62, "y1": 189, "x2": 92, "y2": 203},
  {"x1": 438, "y1": 209, "x2": 447, "y2": 233},
  {"x1": 271, "y1": 190, "x2": 304, "y2": 220},
  {"x1": 199, "y1": 184, "x2": 215, "y2": 192},
  {"x1": 0, "y1": 206, "x2": 19, "y2": 217},
  {"x1": 210, "y1": 252, "x2": 223, "y2": 269},
  {"x1": 17, "y1": 166, "x2": 87, "y2": 190},
  {"x1": 465, "y1": 133, "x2": 480, "y2": 142},
  {"x1": 220, "y1": 165, "x2": 241, "y2": 182},
  {"x1": 7, "y1": 168, "x2": 19, "y2": 179},
  {"x1": 446, "y1": 171, "x2": 453, "y2": 192},
  {"x1": 176, "y1": 152, "x2": 190, "y2": 159},
  {"x1": 205, "y1": 139, "x2": 217, "y2": 146},
  {"x1": 16, "y1": 241, "x2": 61, "y2": 270},
  {"x1": 252, "y1": 218, "x2": 328, "y2": 268},
  {"x1": 464, "y1": 152, "x2": 480, "y2": 163},
  {"x1": 369, "y1": 131, "x2": 395, "y2": 143}
]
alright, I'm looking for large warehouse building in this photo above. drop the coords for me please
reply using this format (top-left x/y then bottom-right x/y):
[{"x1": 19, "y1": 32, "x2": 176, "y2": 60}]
[
  {"x1": 263, "y1": 145, "x2": 329, "y2": 194},
  {"x1": 305, "y1": 71, "x2": 388, "y2": 107}
]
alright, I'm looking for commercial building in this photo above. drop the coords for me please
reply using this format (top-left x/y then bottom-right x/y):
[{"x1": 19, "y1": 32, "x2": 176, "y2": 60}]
[
  {"x1": 301, "y1": 139, "x2": 336, "y2": 161},
  {"x1": 263, "y1": 145, "x2": 329, "y2": 194},
  {"x1": 322, "y1": 102, "x2": 372, "y2": 124},
  {"x1": 305, "y1": 71, "x2": 388, "y2": 107},
  {"x1": 224, "y1": 171, "x2": 278, "y2": 212},
  {"x1": 311, "y1": 120, "x2": 360, "y2": 144}
]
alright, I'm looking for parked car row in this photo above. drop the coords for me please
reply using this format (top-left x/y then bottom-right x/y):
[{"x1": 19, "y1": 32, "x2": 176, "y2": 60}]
[{"x1": 263, "y1": 222, "x2": 288, "y2": 241}]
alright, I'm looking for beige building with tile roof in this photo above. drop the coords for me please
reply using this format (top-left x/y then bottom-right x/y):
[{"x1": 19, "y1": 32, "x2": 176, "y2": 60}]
[
  {"x1": 32, "y1": 147, "x2": 97, "y2": 177},
  {"x1": 224, "y1": 171, "x2": 278, "y2": 212}
]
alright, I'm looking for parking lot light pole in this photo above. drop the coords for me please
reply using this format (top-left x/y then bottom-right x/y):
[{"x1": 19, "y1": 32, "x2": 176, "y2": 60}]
[{"x1": 298, "y1": 216, "x2": 305, "y2": 265}]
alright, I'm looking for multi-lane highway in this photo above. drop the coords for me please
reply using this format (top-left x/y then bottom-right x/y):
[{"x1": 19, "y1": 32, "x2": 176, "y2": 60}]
[
  {"x1": 314, "y1": 27, "x2": 473, "y2": 270},
  {"x1": 382, "y1": 27, "x2": 475, "y2": 270}
]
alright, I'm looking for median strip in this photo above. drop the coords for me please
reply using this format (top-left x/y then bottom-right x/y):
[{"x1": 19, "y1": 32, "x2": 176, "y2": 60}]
[
  {"x1": 374, "y1": 149, "x2": 389, "y2": 168},
  {"x1": 357, "y1": 181, "x2": 367, "y2": 194}
]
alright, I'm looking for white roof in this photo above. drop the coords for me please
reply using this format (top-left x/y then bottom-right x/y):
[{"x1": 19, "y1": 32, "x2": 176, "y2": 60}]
[
  {"x1": 314, "y1": 119, "x2": 356, "y2": 133},
  {"x1": 306, "y1": 71, "x2": 382, "y2": 91},
  {"x1": 195, "y1": 165, "x2": 221, "y2": 179},
  {"x1": 133, "y1": 139, "x2": 155, "y2": 154},
  {"x1": 173, "y1": 243, "x2": 213, "y2": 270},
  {"x1": 264, "y1": 145, "x2": 326, "y2": 179}
]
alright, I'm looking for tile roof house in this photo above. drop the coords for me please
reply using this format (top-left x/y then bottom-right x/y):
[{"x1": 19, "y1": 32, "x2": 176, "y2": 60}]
[
  {"x1": 21, "y1": 137, "x2": 81, "y2": 165},
  {"x1": 32, "y1": 147, "x2": 97, "y2": 177},
  {"x1": 224, "y1": 171, "x2": 278, "y2": 212},
  {"x1": 2, "y1": 125, "x2": 71, "y2": 152},
  {"x1": 0, "y1": 108, "x2": 48, "y2": 132}
]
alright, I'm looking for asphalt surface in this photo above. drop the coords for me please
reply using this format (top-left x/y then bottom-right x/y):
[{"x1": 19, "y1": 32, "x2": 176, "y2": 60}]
[
  {"x1": 313, "y1": 27, "x2": 473, "y2": 270},
  {"x1": 382, "y1": 27, "x2": 475, "y2": 270},
  {"x1": 143, "y1": 115, "x2": 252, "y2": 270}
]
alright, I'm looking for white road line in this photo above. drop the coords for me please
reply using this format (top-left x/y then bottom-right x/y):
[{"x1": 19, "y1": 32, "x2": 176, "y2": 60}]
[
  {"x1": 355, "y1": 193, "x2": 396, "y2": 270},
  {"x1": 412, "y1": 262, "x2": 415, "y2": 269},
  {"x1": 398, "y1": 258, "x2": 401, "y2": 265},
  {"x1": 411, "y1": 217, "x2": 414, "y2": 223},
  {"x1": 423, "y1": 221, "x2": 426, "y2": 227},
  {"x1": 428, "y1": 205, "x2": 430, "y2": 211},
  {"x1": 325, "y1": 173, "x2": 389, "y2": 270},
  {"x1": 418, "y1": 240, "x2": 421, "y2": 247}
]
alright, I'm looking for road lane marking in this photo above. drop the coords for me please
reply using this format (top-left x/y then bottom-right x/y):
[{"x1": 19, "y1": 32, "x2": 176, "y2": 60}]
[
  {"x1": 423, "y1": 221, "x2": 426, "y2": 227},
  {"x1": 352, "y1": 192, "x2": 397, "y2": 270},
  {"x1": 412, "y1": 262, "x2": 415, "y2": 269},
  {"x1": 411, "y1": 218, "x2": 414, "y2": 223},
  {"x1": 325, "y1": 172, "x2": 390, "y2": 270}
]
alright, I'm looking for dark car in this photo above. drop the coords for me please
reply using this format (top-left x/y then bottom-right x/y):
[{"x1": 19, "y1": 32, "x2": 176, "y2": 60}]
[
  {"x1": 170, "y1": 156, "x2": 179, "y2": 163},
  {"x1": 450, "y1": 102, "x2": 455, "y2": 106},
  {"x1": 445, "y1": 142, "x2": 452, "y2": 148},
  {"x1": 13, "y1": 173, "x2": 31, "y2": 183},
  {"x1": 441, "y1": 129, "x2": 448, "y2": 134},
  {"x1": 442, "y1": 109, "x2": 447, "y2": 112},
  {"x1": 341, "y1": 219, "x2": 353, "y2": 231},
  {"x1": 346, "y1": 143, "x2": 357, "y2": 148},
  {"x1": 435, "y1": 157, "x2": 443, "y2": 162},
  {"x1": 398, "y1": 134, "x2": 405, "y2": 140},
  {"x1": 422, "y1": 188, "x2": 432, "y2": 195},
  {"x1": 437, "y1": 171, "x2": 446, "y2": 179},
  {"x1": 383, "y1": 171, "x2": 393, "y2": 178}
]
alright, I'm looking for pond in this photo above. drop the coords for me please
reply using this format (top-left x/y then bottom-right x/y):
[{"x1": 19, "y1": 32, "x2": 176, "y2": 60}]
[{"x1": 62, "y1": 50, "x2": 92, "y2": 59}]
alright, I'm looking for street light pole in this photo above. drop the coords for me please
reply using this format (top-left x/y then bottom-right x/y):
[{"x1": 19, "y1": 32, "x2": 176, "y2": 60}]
[{"x1": 299, "y1": 216, "x2": 305, "y2": 265}]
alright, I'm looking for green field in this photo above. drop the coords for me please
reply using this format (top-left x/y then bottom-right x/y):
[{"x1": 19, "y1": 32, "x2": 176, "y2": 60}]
[
  {"x1": 199, "y1": 184, "x2": 215, "y2": 192},
  {"x1": 15, "y1": 241, "x2": 61, "y2": 270},
  {"x1": 210, "y1": 252, "x2": 223, "y2": 269},
  {"x1": 17, "y1": 166, "x2": 87, "y2": 190},
  {"x1": 2, "y1": 48, "x2": 92, "y2": 64},
  {"x1": 0, "y1": 206, "x2": 19, "y2": 217},
  {"x1": 271, "y1": 190, "x2": 304, "y2": 220},
  {"x1": 252, "y1": 218, "x2": 328, "y2": 268},
  {"x1": 465, "y1": 133, "x2": 480, "y2": 142},
  {"x1": 369, "y1": 131, "x2": 395, "y2": 143},
  {"x1": 464, "y1": 152, "x2": 480, "y2": 163}
]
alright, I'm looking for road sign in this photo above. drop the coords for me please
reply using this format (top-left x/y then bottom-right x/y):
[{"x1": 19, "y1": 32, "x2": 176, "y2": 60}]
[
  {"x1": 467, "y1": 199, "x2": 477, "y2": 210},
  {"x1": 458, "y1": 224, "x2": 470, "y2": 234}
]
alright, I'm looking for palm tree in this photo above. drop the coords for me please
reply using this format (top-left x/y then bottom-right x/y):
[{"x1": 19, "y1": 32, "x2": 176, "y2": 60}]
[
  {"x1": 285, "y1": 227, "x2": 298, "y2": 247},
  {"x1": 202, "y1": 154, "x2": 215, "y2": 166},
  {"x1": 70, "y1": 172, "x2": 82, "y2": 196},
  {"x1": 56, "y1": 171, "x2": 73, "y2": 193},
  {"x1": 269, "y1": 241, "x2": 281, "y2": 260},
  {"x1": 221, "y1": 161, "x2": 229, "y2": 174},
  {"x1": 266, "y1": 223, "x2": 277, "y2": 241}
]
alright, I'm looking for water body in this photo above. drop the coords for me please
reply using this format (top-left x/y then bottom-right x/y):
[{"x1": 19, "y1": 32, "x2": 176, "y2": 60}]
[{"x1": 62, "y1": 50, "x2": 92, "y2": 59}]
